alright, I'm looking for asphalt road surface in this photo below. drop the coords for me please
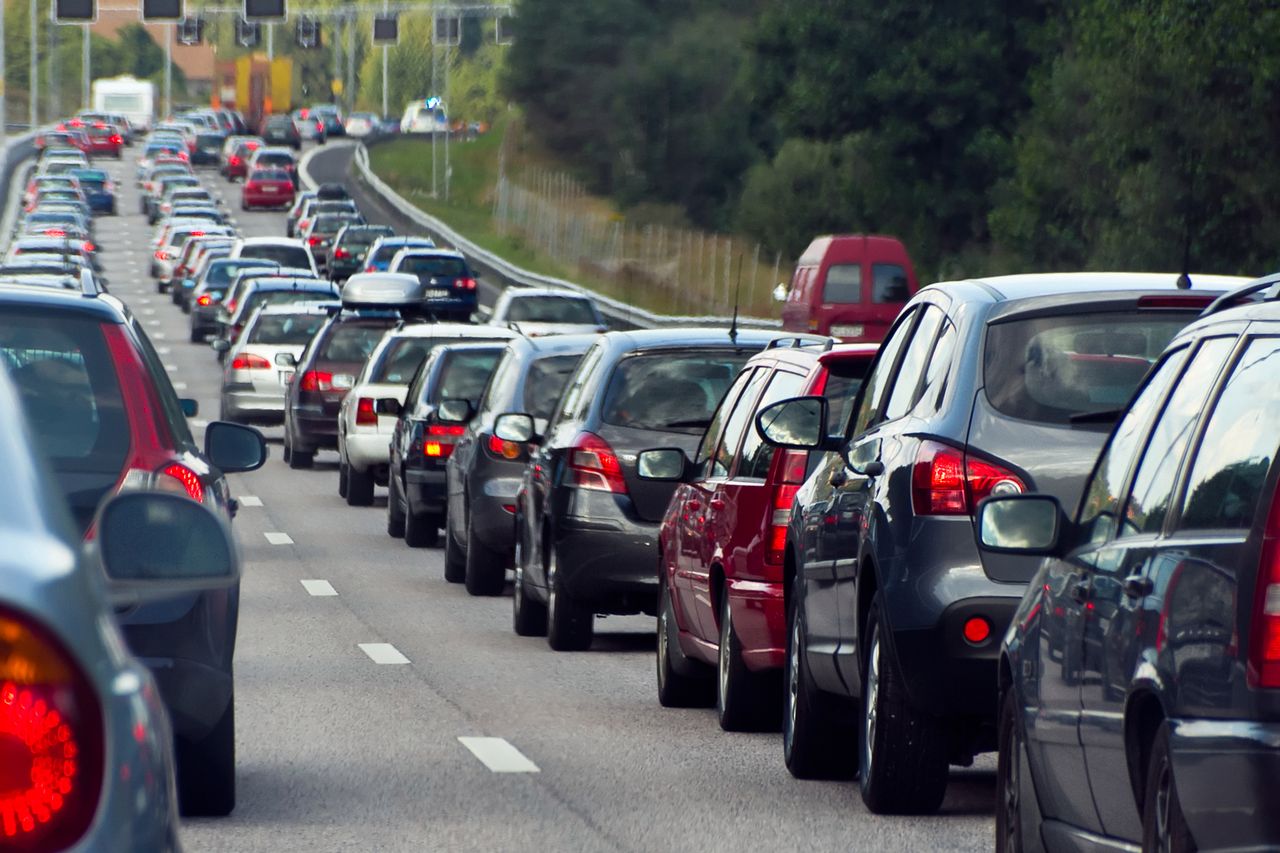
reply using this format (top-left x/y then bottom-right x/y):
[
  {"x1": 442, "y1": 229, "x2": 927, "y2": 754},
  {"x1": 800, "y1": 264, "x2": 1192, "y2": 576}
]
[{"x1": 76, "y1": 142, "x2": 996, "y2": 852}]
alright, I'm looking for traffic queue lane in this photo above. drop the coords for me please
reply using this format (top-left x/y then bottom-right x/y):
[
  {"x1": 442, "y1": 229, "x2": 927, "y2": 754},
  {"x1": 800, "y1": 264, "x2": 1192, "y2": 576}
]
[{"x1": 74, "y1": 145, "x2": 995, "y2": 852}]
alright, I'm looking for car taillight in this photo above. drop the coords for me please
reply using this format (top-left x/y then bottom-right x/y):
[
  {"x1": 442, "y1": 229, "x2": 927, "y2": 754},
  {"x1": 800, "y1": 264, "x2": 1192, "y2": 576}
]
[
  {"x1": 42, "y1": 229, "x2": 65, "y2": 238},
  {"x1": 1248, "y1": 491, "x2": 1280, "y2": 689},
  {"x1": 333, "y1": 248, "x2": 349, "y2": 259},
  {"x1": 766, "y1": 450, "x2": 808, "y2": 566},
  {"x1": 355, "y1": 397, "x2": 377, "y2": 426},
  {"x1": 196, "y1": 294, "x2": 212, "y2": 306},
  {"x1": 154, "y1": 249, "x2": 172, "y2": 261},
  {"x1": 486, "y1": 432, "x2": 524, "y2": 461},
  {"x1": 308, "y1": 236, "x2": 322, "y2": 246},
  {"x1": 158, "y1": 463, "x2": 204, "y2": 502},
  {"x1": 231, "y1": 352, "x2": 270, "y2": 370},
  {"x1": 81, "y1": 242, "x2": 95, "y2": 253},
  {"x1": 424, "y1": 424, "x2": 465, "y2": 458},
  {"x1": 364, "y1": 264, "x2": 375, "y2": 273},
  {"x1": 569, "y1": 431, "x2": 627, "y2": 493},
  {"x1": 298, "y1": 370, "x2": 333, "y2": 392},
  {"x1": 454, "y1": 277, "x2": 477, "y2": 290},
  {"x1": 298, "y1": 219, "x2": 310, "y2": 231},
  {"x1": 110, "y1": 134, "x2": 121, "y2": 144},
  {"x1": 0, "y1": 606, "x2": 104, "y2": 850},
  {"x1": 228, "y1": 155, "x2": 240, "y2": 166},
  {"x1": 911, "y1": 441, "x2": 1024, "y2": 516}
]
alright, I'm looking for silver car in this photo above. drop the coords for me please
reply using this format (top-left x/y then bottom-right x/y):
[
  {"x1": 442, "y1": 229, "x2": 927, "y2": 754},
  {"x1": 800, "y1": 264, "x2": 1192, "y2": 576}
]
[
  {"x1": 220, "y1": 301, "x2": 338, "y2": 424},
  {"x1": 484, "y1": 287, "x2": 608, "y2": 336}
]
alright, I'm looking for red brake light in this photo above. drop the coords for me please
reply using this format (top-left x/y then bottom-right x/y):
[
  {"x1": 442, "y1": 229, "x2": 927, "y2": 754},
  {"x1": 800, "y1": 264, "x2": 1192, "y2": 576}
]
[
  {"x1": 81, "y1": 242, "x2": 95, "y2": 253},
  {"x1": 424, "y1": 423, "x2": 466, "y2": 458},
  {"x1": 454, "y1": 277, "x2": 477, "y2": 291},
  {"x1": 1248, "y1": 491, "x2": 1280, "y2": 688},
  {"x1": 1136, "y1": 295, "x2": 1216, "y2": 309},
  {"x1": 0, "y1": 608, "x2": 104, "y2": 850},
  {"x1": 486, "y1": 433, "x2": 524, "y2": 460},
  {"x1": 333, "y1": 248, "x2": 349, "y2": 259},
  {"x1": 765, "y1": 450, "x2": 809, "y2": 566},
  {"x1": 42, "y1": 229, "x2": 65, "y2": 238},
  {"x1": 196, "y1": 294, "x2": 212, "y2": 306},
  {"x1": 298, "y1": 370, "x2": 333, "y2": 392},
  {"x1": 569, "y1": 432, "x2": 627, "y2": 493},
  {"x1": 356, "y1": 397, "x2": 377, "y2": 426},
  {"x1": 308, "y1": 236, "x2": 322, "y2": 246},
  {"x1": 160, "y1": 463, "x2": 204, "y2": 502},
  {"x1": 231, "y1": 352, "x2": 270, "y2": 371},
  {"x1": 228, "y1": 155, "x2": 240, "y2": 166},
  {"x1": 963, "y1": 616, "x2": 992, "y2": 645},
  {"x1": 911, "y1": 441, "x2": 1024, "y2": 516}
]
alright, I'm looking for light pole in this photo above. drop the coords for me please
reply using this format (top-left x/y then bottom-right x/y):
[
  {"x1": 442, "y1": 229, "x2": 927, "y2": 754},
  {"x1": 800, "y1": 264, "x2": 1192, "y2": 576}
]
[
  {"x1": 164, "y1": 22, "x2": 172, "y2": 118},
  {"x1": 29, "y1": 0, "x2": 38, "y2": 127},
  {"x1": 82, "y1": 24, "x2": 90, "y2": 110}
]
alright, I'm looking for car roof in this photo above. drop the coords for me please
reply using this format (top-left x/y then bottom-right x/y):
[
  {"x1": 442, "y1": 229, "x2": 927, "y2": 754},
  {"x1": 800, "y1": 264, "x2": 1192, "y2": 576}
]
[
  {"x1": 390, "y1": 322, "x2": 519, "y2": 340},
  {"x1": 603, "y1": 328, "x2": 813, "y2": 352},
  {"x1": 503, "y1": 288, "x2": 591, "y2": 301},
  {"x1": 392, "y1": 247, "x2": 465, "y2": 260},
  {"x1": 0, "y1": 283, "x2": 127, "y2": 320},
  {"x1": 257, "y1": 300, "x2": 341, "y2": 315},
  {"x1": 930, "y1": 272, "x2": 1252, "y2": 303},
  {"x1": 238, "y1": 237, "x2": 307, "y2": 248}
]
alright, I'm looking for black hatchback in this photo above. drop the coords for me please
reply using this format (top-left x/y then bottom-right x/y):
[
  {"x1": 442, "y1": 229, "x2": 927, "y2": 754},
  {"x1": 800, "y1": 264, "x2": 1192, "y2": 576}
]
[
  {"x1": 755, "y1": 272, "x2": 1249, "y2": 815},
  {"x1": 506, "y1": 328, "x2": 786, "y2": 651},
  {"x1": 982, "y1": 275, "x2": 1280, "y2": 852}
]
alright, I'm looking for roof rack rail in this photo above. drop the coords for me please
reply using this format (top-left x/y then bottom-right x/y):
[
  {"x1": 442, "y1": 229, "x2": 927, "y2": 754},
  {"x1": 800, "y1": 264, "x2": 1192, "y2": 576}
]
[
  {"x1": 766, "y1": 335, "x2": 828, "y2": 351},
  {"x1": 1199, "y1": 273, "x2": 1280, "y2": 318}
]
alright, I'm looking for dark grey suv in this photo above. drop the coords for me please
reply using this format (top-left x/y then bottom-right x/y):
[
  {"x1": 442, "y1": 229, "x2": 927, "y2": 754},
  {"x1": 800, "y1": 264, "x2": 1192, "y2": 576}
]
[{"x1": 757, "y1": 272, "x2": 1249, "y2": 814}]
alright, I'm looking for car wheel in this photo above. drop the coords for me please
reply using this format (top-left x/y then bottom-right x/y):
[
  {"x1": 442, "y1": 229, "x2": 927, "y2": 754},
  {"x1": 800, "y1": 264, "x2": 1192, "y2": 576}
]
[
  {"x1": 286, "y1": 439, "x2": 314, "y2": 469},
  {"x1": 337, "y1": 460, "x2": 349, "y2": 498},
  {"x1": 546, "y1": 546, "x2": 592, "y2": 651},
  {"x1": 464, "y1": 522, "x2": 506, "y2": 596},
  {"x1": 783, "y1": 586, "x2": 856, "y2": 779},
  {"x1": 656, "y1": 576, "x2": 714, "y2": 707},
  {"x1": 717, "y1": 594, "x2": 781, "y2": 732},
  {"x1": 512, "y1": 558, "x2": 548, "y2": 637},
  {"x1": 1142, "y1": 722, "x2": 1196, "y2": 853},
  {"x1": 176, "y1": 693, "x2": 235, "y2": 817},
  {"x1": 346, "y1": 464, "x2": 374, "y2": 506},
  {"x1": 188, "y1": 326, "x2": 204, "y2": 343},
  {"x1": 404, "y1": 510, "x2": 439, "y2": 548},
  {"x1": 444, "y1": 521, "x2": 467, "y2": 583},
  {"x1": 997, "y1": 687, "x2": 1028, "y2": 853},
  {"x1": 386, "y1": 475, "x2": 407, "y2": 538},
  {"x1": 859, "y1": 597, "x2": 949, "y2": 815}
]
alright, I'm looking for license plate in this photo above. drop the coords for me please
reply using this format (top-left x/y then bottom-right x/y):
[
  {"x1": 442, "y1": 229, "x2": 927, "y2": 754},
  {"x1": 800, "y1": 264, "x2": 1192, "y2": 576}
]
[
  {"x1": 830, "y1": 324, "x2": 865, "y2": 339},
  {"x1": 426, "y1": 289, "x2": 451, "y2": 299},
  {"x1": 263, "y1": 186, "x2": 278, "y2": 193}
]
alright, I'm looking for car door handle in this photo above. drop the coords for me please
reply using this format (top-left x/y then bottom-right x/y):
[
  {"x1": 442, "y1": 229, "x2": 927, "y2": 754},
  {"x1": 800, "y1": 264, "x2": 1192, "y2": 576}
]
[
  {"x1": 1123, "y1": 575, "x2": 1154, "y2": 599},
  {"x1": 709, "y1": 499, "x2": 725, "y2": 511}
]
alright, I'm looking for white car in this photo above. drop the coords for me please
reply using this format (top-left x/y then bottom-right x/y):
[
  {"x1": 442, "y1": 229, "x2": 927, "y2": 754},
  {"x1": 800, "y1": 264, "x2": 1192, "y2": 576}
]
[
  {"x1": 337, "y1": 323, "x2": 518, "y2": 505},
  {"x1": 229, "y1": 236, "x2": 318, "y2": 276},
  {"x1": 485, "y1": 287, "x2": 608, "y2": 337},
  {"x1": 220, "y1": 301, "x2": 337, "y2": 424},
  {"x1": 344, "y1": 112, "x2": 378, "y2": 137},
  {"x1": 400, "y1": 98, "x2": 448, "y2": 135}
]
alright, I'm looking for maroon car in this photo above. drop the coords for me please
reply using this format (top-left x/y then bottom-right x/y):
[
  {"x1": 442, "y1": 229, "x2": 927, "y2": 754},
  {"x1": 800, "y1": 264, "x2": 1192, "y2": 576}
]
[{"x1": 241, "y1": 168, "x2": 295, "y2": 210}]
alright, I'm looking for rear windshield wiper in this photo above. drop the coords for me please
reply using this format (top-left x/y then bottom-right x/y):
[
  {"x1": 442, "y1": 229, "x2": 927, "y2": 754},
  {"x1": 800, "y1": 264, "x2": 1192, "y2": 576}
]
[
  {"x1": 1068, "y1": 408, "x2": 1123, "y2": 425},
  {"x1": 665, "y1": 418, "x2": 712, "y2": 428}
]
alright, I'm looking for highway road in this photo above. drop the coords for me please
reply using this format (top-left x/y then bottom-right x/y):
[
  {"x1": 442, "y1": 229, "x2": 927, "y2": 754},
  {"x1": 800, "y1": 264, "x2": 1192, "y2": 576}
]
[{"x1": 80, "y1": 142, "x2": 996, "y2": 852}]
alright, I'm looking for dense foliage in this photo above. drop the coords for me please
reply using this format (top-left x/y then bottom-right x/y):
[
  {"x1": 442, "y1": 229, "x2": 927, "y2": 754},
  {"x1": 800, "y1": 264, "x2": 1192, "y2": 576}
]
[{"x1": 506, "y1": 0, "x2": 1280, "y2": 279}]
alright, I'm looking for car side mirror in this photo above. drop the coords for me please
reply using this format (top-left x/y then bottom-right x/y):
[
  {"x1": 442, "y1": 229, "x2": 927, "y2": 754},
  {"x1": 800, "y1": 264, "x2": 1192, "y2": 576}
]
[
  {"x1": 976, "y1": 495, "x2": 1065, "y2": 555},
  {"x1": 375, "y1": 397, "x2": 403, "y2": 417},
  {"x1": 211, "y1": 338, "x2": 230, "y2": 353},
  {"x1": 494, "y1": 412, "x2": 536, "y2": 443},
  {"x1": 437, "y1": 398, "x2": 474, "y2": 424},
  {"x1": 180, "y1": 398, "x2": 198, "y2": 417},
  {"x1": 636, "y1": 448, "x2": 689, "y2": 482},
  {"x1": 772, "y1": 282, "x2": 789, "y2": 303},
  {"x1": 756, "y1": 396, "x2": 831, "y2": 450},
  {"x1": 275, "y1": 351, "x2": 297, "y2": 367},
  {"x1": 205, "y1": 421, "x2": 268, "y2": 473},
  {"x1": 95, "y1": 492, "x2": 239, "y2": 602}
]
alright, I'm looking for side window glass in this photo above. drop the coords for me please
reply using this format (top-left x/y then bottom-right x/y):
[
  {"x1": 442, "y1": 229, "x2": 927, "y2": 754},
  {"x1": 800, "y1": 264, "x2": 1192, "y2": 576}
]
[
  {"x1": 1179, "y1": 337, "x2": 1280, "y2": 531},
  {"x1": 132, "y1": 321, "x2": 196, "y2": 450},
  {"x1": 739, "y1": 370, "x2": 806, "y2": 479},
  {"x1": 1119, "y1": 338, "x2": 1234, "y2": 538},
  {"x1": 872, "y1": 263, "x2": 910, "y2": 303},
  {"x1": 557, "y1": 343, "x2": 603, "y2": 422},
  {"x1": 1078, "y1": 348, "x2": 1188, "y2": 544},
  {"x1": 713, "y1": 368, "x2": 769, "y2": 478},
  {"x1": 883, "y1": 306, "x2": 943, "y2": 422},
  {"x1": 695, "y1": 368, "x2": 756, "y2": 475},
  {"x1": 821, "y1": 264, "x2": 862, "y2": 304},
  {"x1": 850, "y1": 308, "x2": 916, "y2": 436},
  {"x1": 915, "y1": 320, "x2": 957, "y2": 414}
]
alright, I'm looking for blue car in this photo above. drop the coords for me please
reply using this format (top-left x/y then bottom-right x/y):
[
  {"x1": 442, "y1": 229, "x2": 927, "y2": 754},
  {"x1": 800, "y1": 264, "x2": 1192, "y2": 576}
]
[
  {"x1": 362, "y1": 235, "x2": 436, "y2": 273},
  {"x1": 70, "y1": 167, "x2": 116, "y2": 215}
]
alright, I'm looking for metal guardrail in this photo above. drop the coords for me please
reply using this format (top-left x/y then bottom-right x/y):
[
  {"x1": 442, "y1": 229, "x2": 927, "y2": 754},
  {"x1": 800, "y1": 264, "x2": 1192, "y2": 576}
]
[
  {"x1": 339, "y1": 142, "x2": 783, "y2": 332},
  {"x1": 0, "y1": 131, "x2": 46, "y2": 256}
]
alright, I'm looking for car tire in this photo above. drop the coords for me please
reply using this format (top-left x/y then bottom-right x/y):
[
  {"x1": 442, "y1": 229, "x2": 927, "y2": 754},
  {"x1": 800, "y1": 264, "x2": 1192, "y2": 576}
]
[
  {"x1": 337, "y1": 460, "x2": 349, "y2": 498},
  {"x1": 286, "y1": 437, "x2": 314, "y2": 469},
  {"x1": 386, "y1": 475, "x2": 407, "y2": 538},
  {"x1": 346, "y1": 464, "x2": 374, "y2": 506},
  {"x1": 404, "y1": 510, "x2": 439, "y2": 548},
  {"x1": 546, "y1": 546, "x2": 592, "y2": 651},
  {"x1": 189, "y1": 327, "x2": 204, "y2": 343},
  {"x1": 656, "y1": 576, "x2": 714, "y2": 708},
  {"x1": 512, "y1": 559, "x2": 548, "y2": 637},
  {"x1": 464, "y1": 522, "x2": 506, "y2": 596},
  {"x1": 1142, "y1": 722, "x2": 1196, "y2": 852},
  {"x1": 783, "y1": 586, "x2": 856, "y2": 779},
  {"x1": 997, "y1": 687, "x2": 1029, "y2": 853},
  {"x1": 859, "y1": 598, "x2": 949, "y2": 815},
  {"x1": 717, "y1": 594, "x2": 781, "y2": 732},
  {"x1": 176, "y1": 694, "x2": 235, "y2": 817},
  {"x1": 444, "y1": 523, "x2": 467, "y2": 583}
]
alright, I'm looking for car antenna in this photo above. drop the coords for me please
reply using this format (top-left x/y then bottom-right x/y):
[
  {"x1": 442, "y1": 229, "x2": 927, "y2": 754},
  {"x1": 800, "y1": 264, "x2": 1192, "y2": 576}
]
[
  {"x1": 728, "y1": 251, "x2": 743, "y2": 344},
  {"x1": 1176, "y1": 228, "x2": 1192, "y2": 290}
]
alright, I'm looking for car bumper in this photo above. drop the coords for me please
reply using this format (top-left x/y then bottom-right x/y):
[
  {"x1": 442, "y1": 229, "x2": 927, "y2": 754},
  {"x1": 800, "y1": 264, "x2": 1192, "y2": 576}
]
[
  {"x1": 224, "y1": 387, "x2": 286, "y2": 423},
  {"x1": 137, "y1": 654, "x2": 233, "y2": 743},
  {"x1": 727, "y1": 579, "x2": 786, "y2": 671},
  {"x1": 291, "y1": 409, "x2": 339, "y2": 449},
  {"x1": 245, "y1": 191, "x2": 293, "y2": 207},
  {"x1": 86, "y1": 194, "x2": 115, "y2": 212},
  {"x1": 470, "y1": 477, "x2": 522, "y2": 553},
  {"x1": 344, "y1": 430, "x2": 392, "y2": 470},
  {"x1": 405, "y1": 466, "x2": 447, "y2": 514},
  {"x1": 1169, "y1": 718, "x2": 1280, "y2": 849},
  {"x1": 554, "y1": 493, "x2": 661, "y2": 615}
]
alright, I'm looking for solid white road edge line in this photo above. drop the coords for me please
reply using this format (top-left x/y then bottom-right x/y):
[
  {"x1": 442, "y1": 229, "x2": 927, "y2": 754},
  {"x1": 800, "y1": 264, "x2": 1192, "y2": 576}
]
[
  {"x1": 300, "y1": 580, "x2": 338, "y2": 597},
  {"x1": 457, "y1": 737, "x2": 541, "y2": 773},
  {"x1": 358, "y1": 643, "x2": 410, "y2": 665},
  {"x1": 263, "y1": 531, "x2": 294, "y2": 545}
]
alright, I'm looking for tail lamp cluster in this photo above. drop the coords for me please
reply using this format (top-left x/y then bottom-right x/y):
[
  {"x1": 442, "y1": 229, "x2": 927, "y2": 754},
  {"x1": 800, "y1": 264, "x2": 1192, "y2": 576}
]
[
  {"x1": 911, "y1": 441, "x2": 1024, "y2": 517},
  {"x1": 568, "y1": 432, "x2": 627, "y2": 493}
]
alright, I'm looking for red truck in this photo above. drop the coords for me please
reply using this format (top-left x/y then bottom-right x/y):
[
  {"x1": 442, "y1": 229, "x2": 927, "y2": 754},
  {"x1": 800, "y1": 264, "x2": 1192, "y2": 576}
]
[{"x1": 777, "y1": 234, "x2": 919, "y2": 343}]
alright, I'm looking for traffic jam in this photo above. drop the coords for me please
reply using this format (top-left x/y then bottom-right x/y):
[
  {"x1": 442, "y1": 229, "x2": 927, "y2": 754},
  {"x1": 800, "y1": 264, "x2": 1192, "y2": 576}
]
[{"x1": 2, "y1": 106, "x2": 1278, "y2": 852}]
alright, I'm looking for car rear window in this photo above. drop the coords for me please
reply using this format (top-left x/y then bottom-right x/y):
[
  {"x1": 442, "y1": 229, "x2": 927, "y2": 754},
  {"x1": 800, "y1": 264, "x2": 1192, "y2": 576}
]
[
  {"x1": 872, "y1": 264, "x2": 910, "y2": 303},
  {"x1": 340, "y1": 229, "x2": 392, "y2": 248},
  {"x1": 241, "y1": 289, "x2": 332, "y2": 319},
  {"x1": 822, "y1": 264, "x2": 861, "y2": 303},
  {"x1": 240, "y1": 245, "x2": 312, "y2": 269},
  {"x1": 249, "y1": 312, "x2": 327, "y2": 346},
  {"x1": 984, "y1": 313, "x2": 1191, "y2": 425},
  {"x1": 252, "y1": 169, "x2": 290, "y2": 182},
  {"x1": 372, "y1": 337, "x2": 435, "y2": 383},
  {"x1": 821, "y1": 357, "x2": 874, "y2": 432},
  {"x1": 0, "y1": 312, "x2": 129, "y2": 467},
  {"x1": 601, "y1": 350, "x2": 753, "y2": 433},
  {"x1": 207, "y1": 261, "x2": 273, "y2": 287},
  {"x1": 507, "y1": 296, "x2": 597, "y2": 324},
  {"x1": 257, "y1": 152, "x2": 294, "y2": 167},
  {"x1": 395, "y1": 254, "x2": 467, "y2": 278},
  {"x1": 524, "y1": 354, "x2": 583, "y2": 419},
  {"x1": 433, "y1": 349, "x2": 503, "y2": 404},
  {"x1": 320, "y1": 322, "x2": 389, "y2": 364},
  {"x1": 314, "y1": 215, "x2": 355, "y2": 232}
]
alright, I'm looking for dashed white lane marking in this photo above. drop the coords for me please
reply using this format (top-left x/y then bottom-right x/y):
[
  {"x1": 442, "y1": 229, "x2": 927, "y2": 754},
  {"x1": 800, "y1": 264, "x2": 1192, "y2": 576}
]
[
  {"x1": 153, "y1": 333, "x2": 167, "y2": 339},
  {"x1": 238, "y1": 495, "x2": 263, "y2": 506},
  {"x1": 165, "y1": 363, "x2": 177, "y2": 371},
  {"x1": 301, "y1": 579, "x2": 338, "y2": 597},
  {"x1": 264, "y1": 531, "x2": 294, "y2": 545},
  {"x1": 147, "y1": 319, "x2": 160, "y2": 326},
  {"x1": 359, "y1": 643, "x2": 410, "y2": 665},
  {"x1": 157, "y1": 346, "x2": 171, "y2": 354},
  {"x1": 189, "y1": 418, "x2": 209, "y2": 428},
  {"x1": 457, "y1": 737, "x2": 540, "y2": 773},
  {"x1": 143, "y1": 308, "x2": 156, "y2": 315},
  {"x1": 140, "y1": 298, "x2": 152, "y2": 304},
  {"x1": 173, "y1": 381, "x2": 188, "y2": 390}
]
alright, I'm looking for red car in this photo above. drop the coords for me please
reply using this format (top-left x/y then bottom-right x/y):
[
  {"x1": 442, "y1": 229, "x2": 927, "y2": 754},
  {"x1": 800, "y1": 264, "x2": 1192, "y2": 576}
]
[
  {"x1": 223, "y1": 140, "x2": 261, "y2": 181},
  {"x1": 84, "y1": 123, "x2": 124, "y2": 158},
  {"x1": 650, "y1": 341, "x2": 878, "y2": 729},
  {"x1": 241, "y1": 167, "x2": 295, "y2": 210}
]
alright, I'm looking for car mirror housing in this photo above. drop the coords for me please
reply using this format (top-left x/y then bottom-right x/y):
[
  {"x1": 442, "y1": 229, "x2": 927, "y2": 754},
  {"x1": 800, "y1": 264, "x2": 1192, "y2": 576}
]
[
  {"x1": 437, "y1": 398, "x2": 474, "y2": 424},
  {"x1": 494, "y1": 412, "x2": 536, "y2": 443},
  {"x1": 205, "y1": 421, "x2": 268, "y2": 473},
  {"x1": 275, "y1": 351, "x2": 297, "y2": 367},
  {"x1": 210, "y1": 338, "x2": 230, "y2": 353},
  {"x1": 636, "y1": 448, "x2": 689, "y2": 482},
  {"x1": 976, "y1": 494, "x2": 1065, "y2": 555},
  {"x1": 179, "y1": 398, "x2": 198, "y2": 417},
  {"x1": 95, "y1": 492, "x2": 240, "y2": 601},
  {"x1": 755, "y1": 396, "x2": 830, "y2": 450}
]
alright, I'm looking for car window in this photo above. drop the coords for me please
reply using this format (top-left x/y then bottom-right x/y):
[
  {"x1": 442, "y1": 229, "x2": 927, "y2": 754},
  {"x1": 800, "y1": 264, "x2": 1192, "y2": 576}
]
[
  {"x1": 132, "y1": 321, "x2": 196, "y2": 450},
  {"x1": 1178, "y1": 337, "x2": 1280, "y2": 531},
  {"x1": 819, "y1": 359, "x2": 873, "y2": 437},
  {"x1": 713, "y1": 368, "x2": 770, "y2": 478},
  {"x1": 851, "y1": 308, "x2": 916, "y2": 436},
  {"x1": 1118, "y1": 338, "x2": 1233, "y2": 538},
  {"x1": 915, "y1": 321, "x2": 957, "y2": 415},
  {"x1": 524, "y1": 354, "x2": 584, "y2": 420},
  {"x1": 557, "y1": 343, "x2": 605, "y2": 422},
  {"x1": 247, "y1": 312, "x2": 326, "y2": 346},
  {"x1": 739, "y1": 369, "x2": 807, "y2": 479},
  {"x1": 604, "y1": 350, "x2": 753, "y2": 435},
  {"x1": 506, "y1": 296, "x2": 598, "y2": 324},
  {"x1": 985, "y1": 312, "x2": 1193, "y2": 425},
  {"x1": 883, "y1": 306, "x2": 944, "y2": 422},
  {"x1": 319, "y1": 323, "x2": 388, "y2": 365},
  {"x1": 432, "y1": 349, "x2": 503, "y2": 405},
  {"x1": 821, "y1": 264, "x2": 861, "y2": 303},
  {"x1": 371, "y1": 337, "x2": 434, "y2": 383},
  {"x1": 241, "y1": 245, "x2": 311, "y2": 269},
  {"x1": 694, "y1": 368, "x2": 757, "y2": 472},
  {"x1": 396, "y1": 255, "x2": 467, "y2": 278}
]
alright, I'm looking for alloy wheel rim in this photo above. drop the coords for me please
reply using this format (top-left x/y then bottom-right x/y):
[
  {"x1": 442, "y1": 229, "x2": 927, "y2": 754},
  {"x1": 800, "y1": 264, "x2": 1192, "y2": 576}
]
[
  {"x1": 514, "y1": 563, "x2": 524, "y2": 615},
  {"x1": 1003, "y1": 713, "x2": 1021, "y2": 850},
  {"x1": 864, "y1": 630, "x2": 881, "y2": 778},
  {"x1": 547, "y1": 551, "x2": 558, "y2": 625},
  {"x1": 1155, "y1": 757, "x2": 1172, "y2": 852},
  {"x1": 718, "y1": 607, "x2": 730, "y2": 714},
  {"x1": 786, "y1": 616, "x2": 800, "y2": 748},
  {"x1": 657, "y1": 603, "x2": 669, "y2": 689}
]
